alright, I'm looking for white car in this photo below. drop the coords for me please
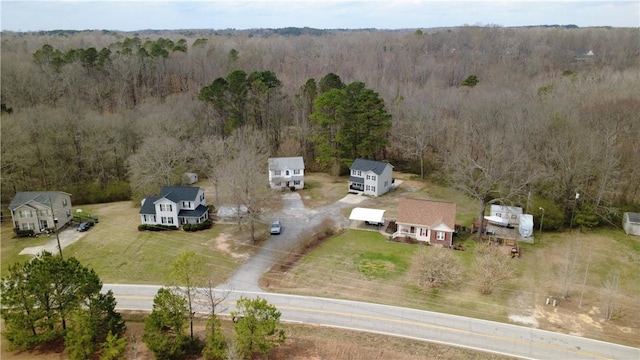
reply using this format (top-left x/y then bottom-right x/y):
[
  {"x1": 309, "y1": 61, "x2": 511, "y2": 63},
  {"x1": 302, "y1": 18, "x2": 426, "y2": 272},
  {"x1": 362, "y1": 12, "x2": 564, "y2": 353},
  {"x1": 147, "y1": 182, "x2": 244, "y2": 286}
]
[{"x1": 270, "y1": 220, "x2": 282, "y2": 234}]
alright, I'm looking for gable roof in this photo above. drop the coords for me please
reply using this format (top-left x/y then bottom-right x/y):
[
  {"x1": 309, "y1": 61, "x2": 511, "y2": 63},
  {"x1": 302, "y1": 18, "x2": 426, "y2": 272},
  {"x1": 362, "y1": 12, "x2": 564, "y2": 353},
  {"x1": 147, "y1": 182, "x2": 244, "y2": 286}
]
[
  {"x1": 396, "y1": 198, "x2": 456, "y2": 229},
  {"x1": 157, "y1": 186, "x2": 201, "y2": 203},
  {"x1": 350, "y1": 158, "x2": 392, "y2": 175},
  {"x1": 139, "y1": 196, "x2": 160, "y2": 215},
  {"x1": 268, "y1": 156, "x2": 305, "y2": 170},
  {"x1": 9, "y1": 191, "x2": 71, "y2": 210}
]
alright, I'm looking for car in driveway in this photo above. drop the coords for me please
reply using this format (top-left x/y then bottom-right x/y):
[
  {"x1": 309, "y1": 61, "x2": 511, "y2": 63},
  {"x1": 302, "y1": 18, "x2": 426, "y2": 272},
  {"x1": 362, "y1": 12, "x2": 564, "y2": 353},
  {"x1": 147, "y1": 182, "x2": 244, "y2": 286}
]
[
  {"x1": 270, "y1": 220, "x2": 282, "y2": 235},
  {"x1": 77, "y1": 222, "x2": 93, "y2": 232}
]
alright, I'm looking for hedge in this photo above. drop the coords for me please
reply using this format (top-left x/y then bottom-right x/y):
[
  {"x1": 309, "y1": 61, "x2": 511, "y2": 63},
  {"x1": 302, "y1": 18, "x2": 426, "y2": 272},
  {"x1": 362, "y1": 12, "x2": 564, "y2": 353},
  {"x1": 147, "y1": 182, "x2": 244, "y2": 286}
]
[{"x1": 138, "y1": 224, "x2": 179, "y2": 231}]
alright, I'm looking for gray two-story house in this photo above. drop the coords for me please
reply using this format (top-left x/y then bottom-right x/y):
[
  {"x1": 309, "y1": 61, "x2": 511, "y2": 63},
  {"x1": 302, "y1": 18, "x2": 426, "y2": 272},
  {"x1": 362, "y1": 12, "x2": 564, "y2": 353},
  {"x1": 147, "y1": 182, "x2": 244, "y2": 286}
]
[
  {"x1": 348, "y1": 158, "x2": 394, "y2": 197},
  {"x1": 9, "y1": 191, "x2": 73, "y2": 232}
]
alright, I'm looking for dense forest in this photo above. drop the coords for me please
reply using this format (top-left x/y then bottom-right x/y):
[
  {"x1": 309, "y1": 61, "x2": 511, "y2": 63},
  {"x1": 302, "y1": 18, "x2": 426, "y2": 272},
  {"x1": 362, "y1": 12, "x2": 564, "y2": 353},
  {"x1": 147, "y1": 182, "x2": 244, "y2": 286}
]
[{"x1": 1, "y1": 26, "x2": 639, "y2": 229}]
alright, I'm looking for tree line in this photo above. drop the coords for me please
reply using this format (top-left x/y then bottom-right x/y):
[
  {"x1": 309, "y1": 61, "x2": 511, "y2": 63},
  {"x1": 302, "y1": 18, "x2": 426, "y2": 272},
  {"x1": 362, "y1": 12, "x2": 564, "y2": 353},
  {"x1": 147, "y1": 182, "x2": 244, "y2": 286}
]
[{"x1": 1, "y1": 27, "x2": 638, "y2": 230}]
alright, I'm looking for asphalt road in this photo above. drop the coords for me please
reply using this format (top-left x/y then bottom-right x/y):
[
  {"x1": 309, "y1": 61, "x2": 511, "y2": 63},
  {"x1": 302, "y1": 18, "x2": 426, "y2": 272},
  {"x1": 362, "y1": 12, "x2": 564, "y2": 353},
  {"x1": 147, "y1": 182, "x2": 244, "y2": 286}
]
[{"x1": 104, "y1": 284, "x2": 640, "y2": 360}]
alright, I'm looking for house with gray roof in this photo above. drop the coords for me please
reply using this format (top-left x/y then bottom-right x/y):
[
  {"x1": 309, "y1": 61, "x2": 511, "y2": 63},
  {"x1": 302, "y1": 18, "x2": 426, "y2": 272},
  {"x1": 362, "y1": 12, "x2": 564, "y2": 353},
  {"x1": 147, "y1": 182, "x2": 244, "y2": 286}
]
[
  {"x1": 348, "y1": 158, "x2": 394, "y2": 197},
  {"x1": 268, "y1": 156, "x2": 305, "y2": 190},
  {"x1": 8, "y1": 191, "x2": 73, "y2": 232},
  {"x1": 139, "y1": 186, "x2": 209, "y2": 226}
]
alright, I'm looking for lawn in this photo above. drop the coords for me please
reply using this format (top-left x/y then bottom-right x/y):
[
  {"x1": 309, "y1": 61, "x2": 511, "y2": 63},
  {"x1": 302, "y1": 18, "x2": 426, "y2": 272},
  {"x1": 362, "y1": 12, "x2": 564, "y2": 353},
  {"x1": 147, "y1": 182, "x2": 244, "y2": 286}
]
[
  {"x1": 264, "y1": 227, "x2": 640, "y2": 345},
  {"x1": 3, "y1": 201, "x2": 252, "y2": 285},
  {"x1": 1, "y1": 222, "x2": 52, "y2": 275}
]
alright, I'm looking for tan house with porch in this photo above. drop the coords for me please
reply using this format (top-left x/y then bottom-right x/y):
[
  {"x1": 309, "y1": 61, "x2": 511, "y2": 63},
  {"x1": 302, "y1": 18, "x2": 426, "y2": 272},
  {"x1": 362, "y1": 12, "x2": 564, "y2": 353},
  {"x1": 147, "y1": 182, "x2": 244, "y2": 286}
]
[
  {"x1": 8, "y1": 191, "x2": 73, "y2": 232},
  {"x1": 393, "y1": 198, "x2": 457, "y2": 248}
]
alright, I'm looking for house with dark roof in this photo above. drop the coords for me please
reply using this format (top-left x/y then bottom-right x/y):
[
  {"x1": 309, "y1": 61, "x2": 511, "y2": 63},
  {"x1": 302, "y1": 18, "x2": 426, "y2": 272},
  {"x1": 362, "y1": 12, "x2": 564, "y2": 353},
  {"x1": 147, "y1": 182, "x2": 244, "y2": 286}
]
[
  {"x1": 139, "y1": 186, "x2": 209, "y2": 226},
  {"x1": 393, "y1": 198, "x2": 457, "y2": 248},
  {"x1": 8, "y1": 191, "x2": 73, "y2": 232},
  {"x1": 268, "y1": 156, "x2": 305, "y2": 190},
  {"x1": 348, "y1": 158, "x2": 394, "y2": 197}
]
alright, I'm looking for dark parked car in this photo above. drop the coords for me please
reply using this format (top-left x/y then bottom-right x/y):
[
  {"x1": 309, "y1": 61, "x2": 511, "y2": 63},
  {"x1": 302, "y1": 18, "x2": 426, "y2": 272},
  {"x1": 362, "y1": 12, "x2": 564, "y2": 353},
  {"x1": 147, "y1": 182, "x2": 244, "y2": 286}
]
[
  {"x1": 77, "y1": 222, "x2": 93, "y2": 232},
  {"x1": 270, "y1": 220, "x2": 282, "y2": 235}
]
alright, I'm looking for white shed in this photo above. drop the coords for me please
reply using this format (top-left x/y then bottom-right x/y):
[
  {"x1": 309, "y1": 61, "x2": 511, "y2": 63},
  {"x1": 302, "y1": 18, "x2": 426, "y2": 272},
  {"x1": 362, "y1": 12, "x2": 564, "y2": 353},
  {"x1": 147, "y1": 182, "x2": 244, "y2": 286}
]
[
  {"x1": 623, "y1": 212, "x2": 640, "y2": 236},
  {"x1": 184, "y1": 172, "x2": 198, "y2": 185}
]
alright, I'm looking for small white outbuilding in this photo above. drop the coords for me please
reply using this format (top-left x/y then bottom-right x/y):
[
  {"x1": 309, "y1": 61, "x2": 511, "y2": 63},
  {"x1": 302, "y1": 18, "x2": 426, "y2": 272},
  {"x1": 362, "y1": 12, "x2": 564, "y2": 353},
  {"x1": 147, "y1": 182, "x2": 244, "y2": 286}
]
[
  {"x1": 519, "y1": 214, "x2": 534, "y2": 238},
  {"x1": 623, "y1": 212, "x2": 640, "y2": 236}
]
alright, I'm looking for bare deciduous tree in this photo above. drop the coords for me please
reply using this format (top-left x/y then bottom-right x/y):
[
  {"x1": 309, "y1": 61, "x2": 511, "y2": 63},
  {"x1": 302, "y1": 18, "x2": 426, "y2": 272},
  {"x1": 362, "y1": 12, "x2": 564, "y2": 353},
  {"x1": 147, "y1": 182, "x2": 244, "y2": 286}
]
[
  {"x1": 602, "y1": 269, "x2": 620, "y2": 321},
  {"x1": 472, "y1": 243, "x2": 516, "y2": 295},
  {"x1": 409, "y1": 247, "x2": 464, "y2": 289},
  {"x1": 559, "y1": 237, "x2": 581, "y2": 299}
]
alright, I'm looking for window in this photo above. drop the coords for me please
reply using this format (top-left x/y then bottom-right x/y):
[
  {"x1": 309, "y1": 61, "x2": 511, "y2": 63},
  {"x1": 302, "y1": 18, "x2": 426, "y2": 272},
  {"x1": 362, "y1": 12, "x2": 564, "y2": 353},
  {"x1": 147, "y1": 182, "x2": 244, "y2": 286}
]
[
  {"x1": 28, "y1": 223, "x2": 36, "y2": 230},
  {"x1": 293, "y1": 180, "x2": 300, "y2": 185},
  {"x1": 183, "y1": 201, "x2": 191, "y2": 208},
  {"x1": 436, "y1": 232, "x2": 445, "y2": 241},
  {"x1": 200, "y1": 194, "x2": 204, "y2": 201},
  {"x1": 384, "y1": 181, "x2": 388, "y2": 188},
  {"x1": 286, "y1": 170, "x2": 290, "y2": 176},
  {"x1": 366, "y1": 175, "x2": 370, "y2": 180},
  {"x1": 365, "y1": 185, "x2": 370, "y2": 191},
  {"x1": 511, "y1": 214, "x2": 518, "y2": 220},
  {"x1": 274, "y1": 170, "x2": 281, "y2": 176},
  {"x1": 352, "y1": 170, "x2": 356, "y2": 175},
  {"x1": 19, "y1": 210, "x2": 32, "y2": 218},
  {"x1": 293, "y1": 169, "x2": 300, "y2": 175},
  {"x1": 159, "y1": 204, "x2": 173, "y2": 212},
  {"x1": 63, "y1": 199, "x2": 68, "y2": 206},
  {"x1": 371, "y1": 186, "x2": 376, "y2": 192},
  {"x1": 168, "y1": 217, "x2": 174, "y2": 224},
  {"x1": 371, "y1": 175, "x2": 376, "y2": 181},
  {"x1": 143, "y1": 215, "x2": 147, "y2": 222},
  {"x1": 66, "y1": 209, "x2": 71, "y2": 217},
  {"x1": 161, "y1": 217, "x2": 168, "y2": 224},
  {"x1": 357, "y1": 170, "x2": 362, "y2": 176}
]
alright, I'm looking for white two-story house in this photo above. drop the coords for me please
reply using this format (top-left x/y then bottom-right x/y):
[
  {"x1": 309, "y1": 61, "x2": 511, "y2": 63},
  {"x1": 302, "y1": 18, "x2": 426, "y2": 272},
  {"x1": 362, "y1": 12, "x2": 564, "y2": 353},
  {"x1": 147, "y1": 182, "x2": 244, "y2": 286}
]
[
  {"x1": 139, "y1": 186, "x2": 209, "y2": 226},
  {"x1": 268, "y1": 156, "x2": 305, "y2": 190},
  {"x1": 348, "y1": 158, "x2": 393, "y2": 197}
]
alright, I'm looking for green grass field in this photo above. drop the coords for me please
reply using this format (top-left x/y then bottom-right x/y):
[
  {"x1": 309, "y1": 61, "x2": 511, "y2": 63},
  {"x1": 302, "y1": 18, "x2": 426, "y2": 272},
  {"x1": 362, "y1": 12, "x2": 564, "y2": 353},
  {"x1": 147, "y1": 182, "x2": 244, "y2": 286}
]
[{"x1": 2, "y1": 201, "x2": 250, "y2": 285}]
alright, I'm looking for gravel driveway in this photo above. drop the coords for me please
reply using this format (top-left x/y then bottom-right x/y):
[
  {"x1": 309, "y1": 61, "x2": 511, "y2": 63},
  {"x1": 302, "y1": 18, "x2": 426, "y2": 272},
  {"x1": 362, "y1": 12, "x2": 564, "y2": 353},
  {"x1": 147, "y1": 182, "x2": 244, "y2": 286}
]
[{"x1": 218, "y1": 192, "x2": 366, "y2": 292}]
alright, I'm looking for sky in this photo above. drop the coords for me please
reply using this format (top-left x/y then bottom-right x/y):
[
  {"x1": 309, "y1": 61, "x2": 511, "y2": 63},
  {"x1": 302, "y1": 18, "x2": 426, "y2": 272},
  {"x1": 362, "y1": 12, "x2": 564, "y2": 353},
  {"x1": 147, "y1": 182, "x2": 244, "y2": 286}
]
[{"x1": 1, "y1": 0, "x2": 638, "y2": 32}]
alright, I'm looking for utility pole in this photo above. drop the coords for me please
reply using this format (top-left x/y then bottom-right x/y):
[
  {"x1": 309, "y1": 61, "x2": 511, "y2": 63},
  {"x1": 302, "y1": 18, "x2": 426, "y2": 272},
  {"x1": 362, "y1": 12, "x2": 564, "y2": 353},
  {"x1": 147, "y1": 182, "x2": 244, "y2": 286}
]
[
  {"x1": 49, "y1": 197, "x2": 63, "y2": 258},
  {"x1": 539, "y1": 207, "x2": 544, "y2": 243}
]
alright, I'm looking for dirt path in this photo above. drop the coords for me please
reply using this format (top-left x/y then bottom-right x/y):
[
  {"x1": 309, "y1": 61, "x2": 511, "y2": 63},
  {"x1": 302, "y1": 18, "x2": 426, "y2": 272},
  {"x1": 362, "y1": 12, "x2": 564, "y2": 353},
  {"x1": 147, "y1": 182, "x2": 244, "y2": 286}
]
[{"x1": 217, "y1": 193, "x2": 367, "y2": 292}]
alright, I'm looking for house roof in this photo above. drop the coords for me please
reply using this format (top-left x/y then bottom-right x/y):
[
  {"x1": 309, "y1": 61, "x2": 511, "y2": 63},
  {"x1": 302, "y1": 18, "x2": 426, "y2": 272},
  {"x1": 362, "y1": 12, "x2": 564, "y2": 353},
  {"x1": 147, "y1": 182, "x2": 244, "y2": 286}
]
[
  {"x1": 9, "y1": 191, "x2": 71, "y2": 210},
  {"x1": 178, "y1": 205, "x2": 209, "y2": 218},
  {"x1": 349, "y1": 207, "x2": 385, "y2": 223},
  {"x1": 625, "y1": 212, "x2": 640, "y2": 224},
  {"x1": 139, "y1": 196, "x2": 160, "y2": 215},
  {"x1": 158, "y1": 186, "x2": 201, "y2": 203},
  {"x1": 350, "y1": 158, "x2": 392, "y2": 175},
  {"x1": 268, "y1": 157, "x2": 305, "y2": 170},
  {"x1": 396, "y1": 198, "x2": 456, "y2": 229}
]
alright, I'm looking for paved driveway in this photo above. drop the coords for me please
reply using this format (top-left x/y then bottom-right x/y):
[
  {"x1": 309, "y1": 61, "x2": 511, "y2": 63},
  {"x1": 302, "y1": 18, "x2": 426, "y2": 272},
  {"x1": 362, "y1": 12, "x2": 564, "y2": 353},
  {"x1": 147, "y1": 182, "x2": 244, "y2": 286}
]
[{"x1": 19, "y1": 226, "x2": 86, "y2": 256}]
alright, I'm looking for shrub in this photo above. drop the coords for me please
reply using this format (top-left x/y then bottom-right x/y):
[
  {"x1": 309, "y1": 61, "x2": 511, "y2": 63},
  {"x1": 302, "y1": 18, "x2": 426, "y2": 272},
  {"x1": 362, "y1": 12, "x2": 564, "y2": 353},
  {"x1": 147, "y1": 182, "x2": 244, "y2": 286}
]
[
  {"x1": 138, "y1": 224, "x2": 178, "y2": 231},
  {"x1": 183, "y1": 219, "x2": 213, "y2": 232},
  {"x1": 13, "y1": 228, "x2": 35, "y2": 237}
]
